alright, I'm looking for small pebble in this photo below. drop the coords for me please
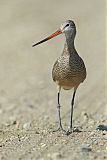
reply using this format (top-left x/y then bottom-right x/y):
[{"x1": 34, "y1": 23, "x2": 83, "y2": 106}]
[
  {"x1": 81, "y1": 146, "x2": 92, "y2": 152},
  {"x1": 96, "y1": 125, "x2": 107, "y2": 131},
  {"x1": 40, "y1": 143, "x2": 46, "y2": 148},
  {"x1": 83, "y1": 112, "x2": 88, "y2": 118},
  {"x1": 23, "y1": 122, "x2": 31, "y2": 130},
  {"x1": 102, "y1": 130, "x2": 106, "y2": 135},
  {"x1": 35, "y1": 131, "x2": 40, "y2": 134},
  {"x1": 0, "y1": 143, "x2": 5, "y2": 147}
]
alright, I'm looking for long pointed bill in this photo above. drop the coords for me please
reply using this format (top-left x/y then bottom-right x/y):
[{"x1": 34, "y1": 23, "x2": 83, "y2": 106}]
[{"x1": 32, "y1": 29, "x2": 62, "y2": 47}]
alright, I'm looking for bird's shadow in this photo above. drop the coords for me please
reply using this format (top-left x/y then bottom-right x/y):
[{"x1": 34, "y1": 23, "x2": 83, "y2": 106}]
[{"x1": 96, "y1": 124, "x2": 107, "y2": 131}]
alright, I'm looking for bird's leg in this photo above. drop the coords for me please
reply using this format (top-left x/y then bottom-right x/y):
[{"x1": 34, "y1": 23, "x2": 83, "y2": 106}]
[
  {"x1": 53, "y1": 86, "x2": 66, "y2": 133},
  {"x1": 67, "y1": 89, "x2": 76, "y2": 134},
  {"x1": 70, "y1": 89, "x2": 76, "y2": 129},
  {"x1": 57, "y1": 91, "x2": 63, "y2": 130}
]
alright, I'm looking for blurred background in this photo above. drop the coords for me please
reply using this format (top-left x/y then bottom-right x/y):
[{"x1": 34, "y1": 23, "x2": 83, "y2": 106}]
[
  {"x1": 0, "y1": 0, "x2": 105, "y2": 98},
  {"x1": 0, "y1": 0, "x2": 106, "y2": 160}
]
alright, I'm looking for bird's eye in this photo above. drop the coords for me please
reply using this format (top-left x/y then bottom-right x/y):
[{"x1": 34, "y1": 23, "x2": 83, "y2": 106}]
[{"x1": 65, "y1": 24, "x2": 69, "y2": 27}]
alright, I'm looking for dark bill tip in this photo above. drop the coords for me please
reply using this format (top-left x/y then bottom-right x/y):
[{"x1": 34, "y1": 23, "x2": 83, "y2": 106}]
[
  {"x1": 32, "y1": 29, "x2": 62, "y2": 47},
  {"x1": 32, "y1": 37, "x2": 49, "y2": 47}
]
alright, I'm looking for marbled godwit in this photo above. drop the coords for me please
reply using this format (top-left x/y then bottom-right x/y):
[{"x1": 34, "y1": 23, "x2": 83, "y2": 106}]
[{"x1": 32, "y1": 20, "x2": 86, "y2": 134}]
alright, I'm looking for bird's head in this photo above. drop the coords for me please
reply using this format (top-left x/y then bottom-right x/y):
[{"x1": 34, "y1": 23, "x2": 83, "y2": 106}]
[
  {"x1": 32, "y1": 20, "x2": 76, "y2": 47},
  {"x1": 60, "y1": 20, "x2": 76, "y2": 33}
]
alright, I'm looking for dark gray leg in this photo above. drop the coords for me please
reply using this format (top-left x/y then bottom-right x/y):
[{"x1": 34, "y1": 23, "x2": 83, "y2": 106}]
[
  {"x1": 53, "y1": 86, "x2": 66, "y2": 133},
  {"x1": 66, "y1": 89, "x2": 77, "y2": 135},
  {"x1": 57, "y1": 91, "x2": 63, "y2": 129},
  {"x1": 70, "y1": 89, "x2": 76, "y2": 129}
]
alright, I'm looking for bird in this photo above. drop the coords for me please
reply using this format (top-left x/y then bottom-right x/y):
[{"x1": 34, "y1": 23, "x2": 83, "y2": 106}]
[{"x1": 32, "y1": 20, "x2": 87, "y2": 134}]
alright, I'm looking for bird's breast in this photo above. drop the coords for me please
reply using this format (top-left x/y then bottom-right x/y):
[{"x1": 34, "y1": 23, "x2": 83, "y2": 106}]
[{"x1": 52, "y1": 54, "x2": 86, "y2": 88}]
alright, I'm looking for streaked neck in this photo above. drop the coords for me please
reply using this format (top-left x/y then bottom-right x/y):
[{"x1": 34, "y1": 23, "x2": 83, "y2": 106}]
[{"x1": 62, "y1": 34, "x2": 76, "y2": 55}]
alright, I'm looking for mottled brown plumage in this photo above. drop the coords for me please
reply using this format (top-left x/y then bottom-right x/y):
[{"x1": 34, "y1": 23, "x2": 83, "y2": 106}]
[
  {"x1": 52, "y1": 21, "x2": 86, "y2": 90},
  {"x1": 32, "y1": 20, "x2": 87, "y2": 135},
  {"x1": 52, "y1": 43, "x2": 86, "y2": 90}
]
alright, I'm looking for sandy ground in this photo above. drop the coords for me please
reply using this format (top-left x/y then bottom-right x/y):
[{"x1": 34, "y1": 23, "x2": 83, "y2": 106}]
[{"x1": 0, "y1": 0, "x2": 106, "y2": 160}]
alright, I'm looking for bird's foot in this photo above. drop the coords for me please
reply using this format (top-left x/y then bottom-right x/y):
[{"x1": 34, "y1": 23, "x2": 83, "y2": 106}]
[
  {"x1": 67, "y1": 126, "x2": 82, "y2": 135},
  {"x1": 73, "y1": 126, "x2": 82, "y2": 132},
  {"x1": 52, "y1": 126, "x2": 67, "y2": 135}
]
